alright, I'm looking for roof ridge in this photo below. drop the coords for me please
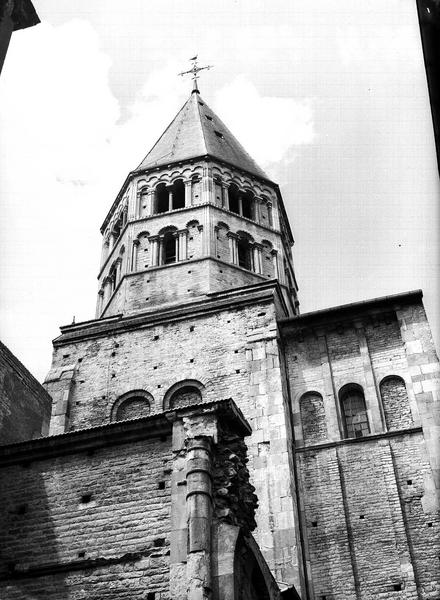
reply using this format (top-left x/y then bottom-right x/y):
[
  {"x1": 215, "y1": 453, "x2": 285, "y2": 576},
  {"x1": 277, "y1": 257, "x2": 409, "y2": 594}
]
[
  {"x1": 195, "y1": 93, "x2": 209, "y2": 156},
  {"x1": 135, "y1": 91, "x2": 268, "y2": 180}
]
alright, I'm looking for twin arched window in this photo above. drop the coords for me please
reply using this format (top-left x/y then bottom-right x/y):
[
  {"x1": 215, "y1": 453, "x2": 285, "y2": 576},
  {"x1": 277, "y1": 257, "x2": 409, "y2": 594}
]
[
  {"x1": 110, "y1": 382, "x2": 204, "y2": 422},
  {"x1": 155, "y1": 179, "x2": 186, "y2": 214}
]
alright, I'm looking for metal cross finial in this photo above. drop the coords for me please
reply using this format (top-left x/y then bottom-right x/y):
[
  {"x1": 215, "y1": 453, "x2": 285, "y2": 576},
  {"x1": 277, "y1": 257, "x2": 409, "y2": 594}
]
[{"x1": 179, "y1": 56, "x2": 213, "y2": 92}]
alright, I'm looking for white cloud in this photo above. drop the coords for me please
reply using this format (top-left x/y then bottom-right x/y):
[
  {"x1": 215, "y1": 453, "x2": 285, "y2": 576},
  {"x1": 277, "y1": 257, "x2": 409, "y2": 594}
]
[{"x1": 214, "y1": 76, "x2": 314, "y2": 166}]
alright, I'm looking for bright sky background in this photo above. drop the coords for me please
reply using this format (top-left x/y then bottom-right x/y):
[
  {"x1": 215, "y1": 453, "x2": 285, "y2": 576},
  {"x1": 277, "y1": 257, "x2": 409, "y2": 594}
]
[{"x1": 0, "y1": 0, "x2": 438, "y2": 381}]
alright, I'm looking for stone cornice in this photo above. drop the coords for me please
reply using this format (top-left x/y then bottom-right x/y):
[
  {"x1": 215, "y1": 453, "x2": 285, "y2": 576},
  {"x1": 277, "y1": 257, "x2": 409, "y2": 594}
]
[
  {"x1": 53, "y1": 279, "x2": 286, "y2": 346},
  {"x1": 0, "y1": 399, "x2": 251, "y2": 467},
  {"x1": 279, "y1": 289, "x2": 424, "y2": 335},
  {"x1": 294, "y1": 426, "x2": 423, "y2": 453}
]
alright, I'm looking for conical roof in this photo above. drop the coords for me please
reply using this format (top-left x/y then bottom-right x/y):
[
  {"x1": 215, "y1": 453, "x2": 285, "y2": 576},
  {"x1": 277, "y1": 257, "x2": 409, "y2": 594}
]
[{"x1": 136, "y1": 89, "x2": 269, "y2": 180}]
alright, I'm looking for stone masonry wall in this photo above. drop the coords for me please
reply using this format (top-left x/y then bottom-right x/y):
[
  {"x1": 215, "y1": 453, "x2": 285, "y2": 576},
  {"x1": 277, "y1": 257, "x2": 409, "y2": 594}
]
[
  {"x1": 297, "y1": 434, "x2": 439, "y2": 600},
  {"x1": 283, "y1": 298, "x2": 440, "y2": 600},
  {"x1": 45, "y1": 294, "x2": 302, "y2": 589},
  {"x1": 0, "y1": 435, "x2": 172, "y2": 599},
  {"x1": 0, "y1": 340, "x2": 51, "y2": 444}
]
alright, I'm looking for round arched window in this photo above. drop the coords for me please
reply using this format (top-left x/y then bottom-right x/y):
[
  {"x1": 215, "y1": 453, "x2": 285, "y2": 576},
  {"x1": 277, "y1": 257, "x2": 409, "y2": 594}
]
[
  {"x1": 340, "y1": 385, "x2": 370, "y2": 439},
  {"x1": 112, "y1": 395, "x2": 151, "y2": 422},
  {"x1": 169, "y1": 386, "x2": 202, "y2": 409}
]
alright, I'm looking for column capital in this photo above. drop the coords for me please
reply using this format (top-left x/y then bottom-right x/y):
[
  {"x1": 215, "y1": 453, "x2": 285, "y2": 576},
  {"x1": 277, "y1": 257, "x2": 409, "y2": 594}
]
[{"x1": 133, "y1": 239, "x2": 140, "y2": 247}]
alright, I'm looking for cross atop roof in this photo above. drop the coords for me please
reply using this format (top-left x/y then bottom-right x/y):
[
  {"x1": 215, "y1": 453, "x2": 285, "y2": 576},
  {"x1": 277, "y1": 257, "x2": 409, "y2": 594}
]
[{"x1": 178, "y1": 56, "x2": 213, "y2": 93}]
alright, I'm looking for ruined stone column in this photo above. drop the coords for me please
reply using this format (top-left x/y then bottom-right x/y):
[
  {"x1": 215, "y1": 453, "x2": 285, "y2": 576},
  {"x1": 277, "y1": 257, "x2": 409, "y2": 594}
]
[{"x1": 186, "y1": 436, "x2": 213, "y2": 600}]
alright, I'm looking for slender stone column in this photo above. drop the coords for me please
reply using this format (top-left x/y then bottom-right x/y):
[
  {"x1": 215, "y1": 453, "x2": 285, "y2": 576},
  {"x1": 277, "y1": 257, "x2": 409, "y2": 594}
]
[
  {"x1": 100, "y1": 239, "x2": 109, "y2": 267},
  {"x1": 254, "y1": 197, "x2": 261, "y2": 223},
  {"x1": 96, "y1": 289, "x2": 104, "y2": 318},
  {"x1": 184, "y1": 180, "x2": 192, "y2": 207},
  {"x1": 222, "y1": 183, "x2": 229, "y2": 210},
  {"x1": 169, "y1": 190, "x2": 174, "y2": 212},
  {"x1": 267, "y1": 202, "x2": 273, "y2": 227},
  {"x1": 149, "y1": 235, "x2": 160, "y2": 267},
  {"x1": 214, "y1": 226, "x2": 220, "y2": 258},
  {"x1": 116, "y1": 257, "x2": 123, "y2": 282},
  {"x1": 108, "y1": 232, "x2": 116, "y2": 253},
  {"x1": 271, "y1": 248, "x2": 279, "y2": 279},
  {"x1": 131, "y1": 239, "x2": 139, "y2": 271},
  {"x1": 253, "y1": 243, "x2": 263, "y2": 274},
  {"x1": 238, "y1": 195, "x2": 243, "y2": 216},
  {"x1": 103, "y1": 277, "x2": 112, "y2": 305},
  {"x1": 147, "y1": 189, "x2": 155, "y2": 216},
  {"x1": 227, "y1": 233, "x2": 238, "y2": 265},
  {"x1": 177, "y1": 230, "x2": 188, "y2": 261},
  {"x1": 122, "y1": 206, "x2": 128, "y2": 228},
  {"x1": 197, "y1": 225, "x2": 205, "y2": 257}
]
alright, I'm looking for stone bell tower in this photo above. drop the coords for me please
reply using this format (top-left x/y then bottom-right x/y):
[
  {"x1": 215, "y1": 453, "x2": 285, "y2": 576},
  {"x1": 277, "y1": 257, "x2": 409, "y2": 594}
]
[
  {"x1": 44, "y1": 70, "x2": 305, "y2": 593},
  {"x1": 96, "y1": 76, "x2": 298, "y2": 319}
]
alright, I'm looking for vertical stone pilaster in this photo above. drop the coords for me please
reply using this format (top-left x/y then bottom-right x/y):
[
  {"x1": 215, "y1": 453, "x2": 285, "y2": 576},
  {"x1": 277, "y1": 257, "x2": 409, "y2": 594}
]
[
  {"x1": 267, "y1": 202, "x2": 274, "y2": 227},
  {"x1": 177, "y1": 230, "x2": 188, "y2": 261},
  {"x1": 271, "y1": 249, "x2": 279, "y2": 279},
  {"x1": 184, "y1": 180, "x2": 192, "y2": 207},
  {"x1": 354, "y1": 323, "x2": 385, "y2": 433},
  {"x1": 96, "y1": 289, "x2": 104, "y2": 318},
  {"x1": 222, "y1": 183, "x2": 229, "y2": 210},
  {"x1": 45, "y1": 365, "x2": 77, "y2": 435},
  {"x1": 127, "y1": 181, "x2": 137, "y2": 220},
  {"x1": 254, "y1": 197, "x2": 261, "y2": 223},
  {"x1": 197, "y1": 225, "x2": 205, "y2": 257},
  {"x1": 201, "y1": 165, "x2": 212, "y2": 204},
  {"x1": 100, "y1": 238, "x2": 109, "y2": 268}
]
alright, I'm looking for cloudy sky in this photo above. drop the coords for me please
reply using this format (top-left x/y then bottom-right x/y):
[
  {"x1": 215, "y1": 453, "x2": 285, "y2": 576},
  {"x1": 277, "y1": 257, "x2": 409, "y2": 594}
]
[{"x1": 0, "y1": 0, "x2": 438, "y2": 381}]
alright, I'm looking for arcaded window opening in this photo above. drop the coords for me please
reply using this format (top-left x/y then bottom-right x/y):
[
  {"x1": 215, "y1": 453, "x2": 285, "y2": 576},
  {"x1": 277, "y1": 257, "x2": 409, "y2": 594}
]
[
  {"x1": 340, "y1": 385, "x2": 370, "y2": 439},
  {"x1": 237, "y1": 237, "x2": 252, "y2": 271},
  {"x1": 156, "y1": 183, "x2": 169, "y2": 214},
  {"x1": 241, "y1": 193, "x2": 253, "y2": 219},
  {"x1": 163, "y1": 232, "x2": 176, "y2": 264},
  {"x1": 229, "y1": 184, "x2": 240, "y2": 214},
  {"x1": 172, "y1": 179, "x2": 185, "y2": 210}
]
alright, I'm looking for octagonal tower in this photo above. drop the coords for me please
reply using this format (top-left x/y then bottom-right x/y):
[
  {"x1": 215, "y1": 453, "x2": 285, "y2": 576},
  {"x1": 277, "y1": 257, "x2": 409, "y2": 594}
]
[{"x1": 96, "y1": 84, "x2": 299, "y2": 318}]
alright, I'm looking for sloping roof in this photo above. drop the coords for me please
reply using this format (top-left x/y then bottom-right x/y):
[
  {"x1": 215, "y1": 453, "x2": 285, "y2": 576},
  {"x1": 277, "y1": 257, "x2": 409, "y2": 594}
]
[{"x1": 135, "y1": 89, "x2": 269, "y2": 180}]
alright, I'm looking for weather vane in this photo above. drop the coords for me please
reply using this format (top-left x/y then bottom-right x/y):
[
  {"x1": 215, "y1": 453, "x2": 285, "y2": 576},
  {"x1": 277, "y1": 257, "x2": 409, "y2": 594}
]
[{"x1": 179, "y1": 55, "x2": 213, "y2": 92}]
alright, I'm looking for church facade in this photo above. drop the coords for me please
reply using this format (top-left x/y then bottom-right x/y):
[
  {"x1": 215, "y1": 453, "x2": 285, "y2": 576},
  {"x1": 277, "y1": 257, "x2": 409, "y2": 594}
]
[{"x1": 0, "y1": 79, "x2": 438, "y2": 600}]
